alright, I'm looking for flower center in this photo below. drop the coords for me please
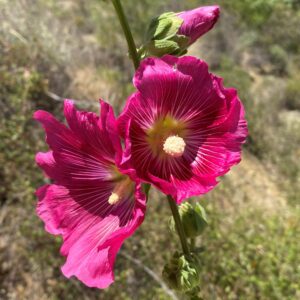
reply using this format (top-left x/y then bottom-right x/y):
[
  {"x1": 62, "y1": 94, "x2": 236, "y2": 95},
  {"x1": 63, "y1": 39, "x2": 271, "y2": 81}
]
[
  {"x1": 163, "y1": 135, "x2": 186, "y2": 157},
  {"x1": 146, "y1": 115, "x2": 187, "y2": 157},
  {"x1": 108, "y1": 192, "x2": 121, "y2": 205},
  {"x1": 107, "y1": 171, "x2": 134, "y2": 205}
]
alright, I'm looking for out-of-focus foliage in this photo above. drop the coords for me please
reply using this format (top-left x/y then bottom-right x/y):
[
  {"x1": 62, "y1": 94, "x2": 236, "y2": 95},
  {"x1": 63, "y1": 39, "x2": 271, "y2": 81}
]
[
  {"x1": 285, "y1": 72, "x2": 300, "y2": 110},
  {"x1": 222, "y1": 0, "x2": 276, "y2": 28},
  {"x1": 199, "y1": 202, "x2": 300, "y2": 299},
  {"x1": 0, "y1": 0, "x2": 299, "y2": 299}
]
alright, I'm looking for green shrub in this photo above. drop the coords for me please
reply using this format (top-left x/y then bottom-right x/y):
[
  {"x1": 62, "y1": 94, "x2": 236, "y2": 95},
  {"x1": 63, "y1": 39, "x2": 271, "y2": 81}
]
[
  {"x1": 221, "y1": 0, "x2": 277, "y2": 28},
  {"x1": 198, "y1": 205, "x2": 300, "y2": 300},
  {"x1": 269, "y1": 45, "x2": 289, "y2": 75},
  {"x1": 285, "y1": 73, "x2": 300, "y2": 110}
]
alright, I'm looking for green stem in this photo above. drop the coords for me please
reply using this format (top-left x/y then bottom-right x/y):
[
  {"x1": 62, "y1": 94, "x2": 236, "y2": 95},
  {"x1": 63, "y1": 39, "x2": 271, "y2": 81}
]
[
  {"x1": 111, "y1": 0, "x2": 140, "y2": 70},
  {"x1": 190, "y1": 238, "x2": 195, "y2": 251},
  {"x1": 167, "y1": 195, "x2": 190, "y2": 257}
]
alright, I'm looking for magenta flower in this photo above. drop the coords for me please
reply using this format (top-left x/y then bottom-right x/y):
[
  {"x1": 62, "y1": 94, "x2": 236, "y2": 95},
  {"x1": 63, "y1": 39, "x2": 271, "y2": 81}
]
[
  {"x1": 34, "y1": 100, "x2": 146, "y2": 288},
  {"x1": 177, "y1": 5, "x2": 220, "y2": 45},
  {"x1": 118, "y1": 56, "x2": 248, "y2": 203}
]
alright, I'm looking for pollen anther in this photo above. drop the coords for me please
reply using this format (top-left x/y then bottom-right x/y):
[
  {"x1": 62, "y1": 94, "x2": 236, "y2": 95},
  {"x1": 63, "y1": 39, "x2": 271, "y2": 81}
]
[
  {"x1": 108, "y1": 192, "x2": 121, "y2": 205},
  {"x1": 163, "y1": 135, "x2": 186, "y2": 157}
]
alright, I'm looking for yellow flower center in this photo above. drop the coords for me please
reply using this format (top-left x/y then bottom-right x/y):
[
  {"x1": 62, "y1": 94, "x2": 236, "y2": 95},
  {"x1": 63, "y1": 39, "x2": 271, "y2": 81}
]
[
  {"x1": 108, "y1": 169, "x2": 134, "y2": 205},
  {"x1": 146, "y1": 115, "x2": 188, "y2": 157},
  {"x1": 163, "y1": 135, "x2": 186, "y2": 157},
  {"x1": 108, "y1": 192, "x2": 121, "y2": 205}
]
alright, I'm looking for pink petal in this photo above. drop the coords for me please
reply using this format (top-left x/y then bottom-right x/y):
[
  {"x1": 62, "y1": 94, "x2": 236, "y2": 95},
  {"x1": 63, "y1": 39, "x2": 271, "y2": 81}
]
[
  {"x1": 34, "y1": 101, "x2": 120, "y2": 186},
  {"x1": 37, "y1": 184, "x2": 145, "y2": 288}
]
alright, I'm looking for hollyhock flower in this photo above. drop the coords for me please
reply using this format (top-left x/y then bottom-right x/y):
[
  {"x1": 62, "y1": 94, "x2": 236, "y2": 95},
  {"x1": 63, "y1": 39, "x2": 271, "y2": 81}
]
[
  {"x1": 177, "y1": 5, "x2": 220, "y2": 45},
  {"x1": 34, "y1": 100, "x2": 146, "y2": 288},
  {"x1": 118, "y1": 55, "x2": 248, "y2": 204}
]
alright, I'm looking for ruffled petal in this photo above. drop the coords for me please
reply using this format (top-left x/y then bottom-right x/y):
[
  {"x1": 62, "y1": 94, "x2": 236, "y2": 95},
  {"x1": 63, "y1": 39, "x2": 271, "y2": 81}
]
[
  {"x1": 63, "y1": 99, "x2": 122, "y2": 164},
  {"x1": 188, "y1": 77, "x2": 248, "y2": 179},
  {"x1": 34, "y1": 101, "x2": 121, "y2": 187},
  {"x1": 36, "y1": 183, "x2": 146, "y2": 288},
  {"x1": 126, "y1": 56, "x2": 228, "y2": 127}
]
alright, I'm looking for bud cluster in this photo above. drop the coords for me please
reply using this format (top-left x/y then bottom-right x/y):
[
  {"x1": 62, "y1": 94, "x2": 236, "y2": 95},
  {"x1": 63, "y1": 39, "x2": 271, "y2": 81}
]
[{"x1": 162, "y1": 251, "x2": 201, "y2": 293}]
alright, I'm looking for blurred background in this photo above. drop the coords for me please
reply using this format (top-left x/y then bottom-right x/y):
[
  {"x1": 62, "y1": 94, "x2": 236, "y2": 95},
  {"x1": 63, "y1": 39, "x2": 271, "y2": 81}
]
[{"x1": 0, "y1": 0, "x2": 300, "y2": 299}]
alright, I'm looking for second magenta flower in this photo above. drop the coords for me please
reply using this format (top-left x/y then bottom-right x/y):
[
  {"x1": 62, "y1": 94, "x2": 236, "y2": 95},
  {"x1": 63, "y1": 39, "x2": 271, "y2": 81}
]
[{"x1": 118, "y1": 55, "x2": 248, "y2": 203}]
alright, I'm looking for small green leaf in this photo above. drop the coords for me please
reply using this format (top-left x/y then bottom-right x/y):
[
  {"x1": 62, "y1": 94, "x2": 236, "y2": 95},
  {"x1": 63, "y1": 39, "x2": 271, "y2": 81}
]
[
  {"x1": 145, "y1": 12, "x2": 183, "y2": 41},
  {"x1": 142, "y1": 183, "x2": 151, "y2": 199},
  {"x1": 173, "y1": 34, "x2": 190, "y2": 50},
  {"x1": 144, "y1": 39, "x2": 181, "y2": 57}
]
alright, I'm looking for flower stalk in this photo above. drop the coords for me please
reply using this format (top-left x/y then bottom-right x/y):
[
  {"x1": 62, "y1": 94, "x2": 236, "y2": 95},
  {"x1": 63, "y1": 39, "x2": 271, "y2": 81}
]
[
  {"x1": 167, "y1": 195, "x2": 190, "y2": 257},
  {"x1": 190, "y1": 238, "x2": 196, "y2": 250},
  {"x1": 111, "y1": 0, "x2": 140, "y2": 69},
  {"x1": 112, "y1": 0, "x2": 192, "y2": 263}
]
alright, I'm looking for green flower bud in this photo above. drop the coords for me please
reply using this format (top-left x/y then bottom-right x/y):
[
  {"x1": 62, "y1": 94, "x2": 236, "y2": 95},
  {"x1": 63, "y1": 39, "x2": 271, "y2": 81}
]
[
  {"x1": 162, "y1": 252, "x2": 201, "y2": 293},
  {"x1": 138, "y1": 12, "x2": 189, "y2": 58},
  {"x1": 170, "y1": 202, "x2": 208, "y2": 238}
]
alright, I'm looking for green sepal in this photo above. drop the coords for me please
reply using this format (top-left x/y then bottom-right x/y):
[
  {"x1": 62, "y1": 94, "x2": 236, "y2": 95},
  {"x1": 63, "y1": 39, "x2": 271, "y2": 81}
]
[
  {"x1": 172, "y1": 34, "x2": 190, "y2": 54},
  {"x1": 162, "y1": 251, "x2": 201, "y2": 293},
  {"x1": 140, "y1": 39, "x2": 180, "y2": 58},
  {"x1": 139, "y1": 35, "x2": 190, "y2": 58},
  {"x1": 170, "y1": 202, "x2": 208, "y2": 238},
  {"x1": 145, "y1": 12, "x2": 183, "y2": 41},
  {"x1": 142, "y1": 183, "x2": 151, "y2": 199},
  {"x1": 139, "y1": 11, "x2": 191, "y2": 58}
]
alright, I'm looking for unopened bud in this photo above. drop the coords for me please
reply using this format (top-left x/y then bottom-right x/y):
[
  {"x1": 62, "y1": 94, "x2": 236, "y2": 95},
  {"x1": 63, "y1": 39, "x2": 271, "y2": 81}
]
[
  {"x1": 162, "y1": 252, "x2": 201, "y2": 293},
  {"x1": 177, "y1": 6, "x2": 220, "y2": 45},
  {"x1": 139, "y1": 6, "x2": 220, "y2": 58},
  {"x1": 170, "y1": 202, "x2": 208, "y2": 238}
]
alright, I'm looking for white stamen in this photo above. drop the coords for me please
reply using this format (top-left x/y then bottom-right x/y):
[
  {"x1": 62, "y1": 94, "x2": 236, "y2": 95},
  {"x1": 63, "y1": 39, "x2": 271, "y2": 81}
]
[
  {"x1": 108, "y1": 192, "x2": 121, "y2": 205},
  {"x1": 163, "y1": 135, "x2": 186, "y2": 157}
]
